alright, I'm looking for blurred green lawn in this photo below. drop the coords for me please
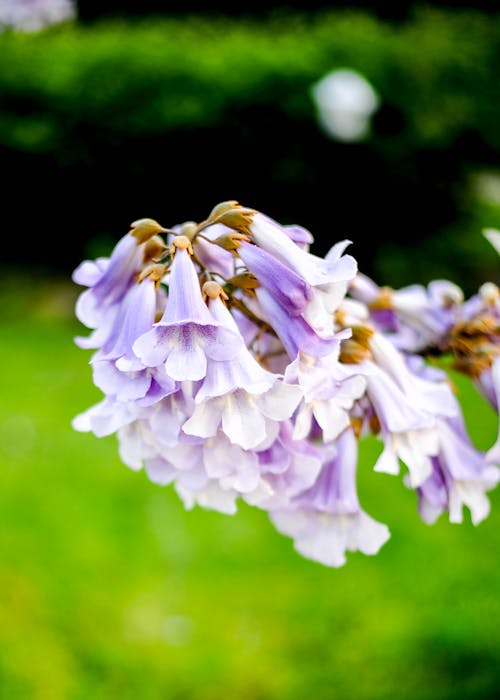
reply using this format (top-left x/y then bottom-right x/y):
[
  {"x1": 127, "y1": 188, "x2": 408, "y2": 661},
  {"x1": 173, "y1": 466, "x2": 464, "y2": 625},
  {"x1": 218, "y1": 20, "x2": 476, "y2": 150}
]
[{"x1": 1, "y1": 294, "x2": 500, "y2": 700}]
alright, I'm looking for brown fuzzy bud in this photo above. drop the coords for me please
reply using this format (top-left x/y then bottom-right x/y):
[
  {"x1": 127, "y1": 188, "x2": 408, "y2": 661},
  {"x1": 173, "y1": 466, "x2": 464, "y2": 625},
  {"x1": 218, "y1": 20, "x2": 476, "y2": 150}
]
[
  {"x1": 226, "y1": 272, "x2": 260, "y2": 293},
  {"x1": 137, "y1": 263, "x2": 167, "y2": 284},
  {"x1": 211, "y1": 232, "x2": 251, "y2": 252},
  {"x1": 215, "y1": 208, "x2": 255, "y2": 236},
  {"x1": 143, "y1": 235, "x2": 168, "y2": 263},
  {"x1": 208, "y1": 201, "x2": 241, "y2": 220},
  {"x1": 170, "y1": 235, "x2": 194, "y2": 256},
  {"x1": 130, "y1": 218, "x2": 167, "y2": 243},
  {"x1": 179, "y1": 221, "x2": 198, "y2": 240},
  {"x1": 202, "y1": 281, "x2": 229, "y2": 301}
]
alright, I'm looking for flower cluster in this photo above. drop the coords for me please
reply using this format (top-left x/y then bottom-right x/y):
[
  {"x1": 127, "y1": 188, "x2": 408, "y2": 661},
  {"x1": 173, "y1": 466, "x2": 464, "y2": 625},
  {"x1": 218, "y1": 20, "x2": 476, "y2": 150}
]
[{"x1": 73, "y1": 203, "x2": 500, "y2": 567}]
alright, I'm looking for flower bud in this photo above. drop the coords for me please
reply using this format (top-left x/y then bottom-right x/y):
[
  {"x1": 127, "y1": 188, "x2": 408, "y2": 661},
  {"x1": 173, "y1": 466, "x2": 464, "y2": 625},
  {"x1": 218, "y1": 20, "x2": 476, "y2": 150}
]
[
  {"x1": 226, "y1": 272, "x2": 260, "y2": 293},
  {"x1": 170, "y1": 235, "x2": 194, "y2": 256},
  {"x1": 211, "y1": 232, "x2": 251, "y2": 252},
  {"x1": 208, "y1": 201, "x2": 241, "y2": 219},
  {"x1": 202, "y1": 281, "x2": 229, "y2": 301},
  {"x1": 143, "y1": 235, "x2": 168, "y2": 263},
  {"x1": 137, "y1": 263, "x2": 167, "y2": 284},
  {"x1": 130, "y1": 218, "x2": 167, "y2": 243},
  {"x1": 179, "y1": 221, "x2": 198, "y2": 240},
  {"x1": 215, "y1": 208, "x2": 255, "y2": 236},
  {"x1": 201, "y1": 201, "x2": 256, "y2": 236}
]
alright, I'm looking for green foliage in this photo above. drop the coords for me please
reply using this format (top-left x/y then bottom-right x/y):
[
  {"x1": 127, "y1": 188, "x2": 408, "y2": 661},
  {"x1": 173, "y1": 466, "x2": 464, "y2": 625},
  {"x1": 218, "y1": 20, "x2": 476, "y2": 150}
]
[
  {"x1": 0, "y1": 291, "x2": 500, "y2": 699},
  {"x1": 1, "y1": 9, "x2": 500, "y2": 154},
  {"x1": 2, "y1": 8, "x2": 500, "y2": 288}
]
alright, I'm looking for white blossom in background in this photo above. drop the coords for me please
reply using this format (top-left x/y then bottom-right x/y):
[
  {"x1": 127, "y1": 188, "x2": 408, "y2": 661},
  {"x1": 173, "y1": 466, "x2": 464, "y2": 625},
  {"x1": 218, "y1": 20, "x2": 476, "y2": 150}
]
[
  {"x1": 0, "y1": 0, "x2": 75, "y2": 32},
  {"x1": 72, "y1": 201, "x2": 500, "y2": 568},
  {"x1": 311, "y1": 68, "x2": 380, "y2": 142},
  {"x1": 484, "y1": 228, "x2": 500, "y2": 256}
]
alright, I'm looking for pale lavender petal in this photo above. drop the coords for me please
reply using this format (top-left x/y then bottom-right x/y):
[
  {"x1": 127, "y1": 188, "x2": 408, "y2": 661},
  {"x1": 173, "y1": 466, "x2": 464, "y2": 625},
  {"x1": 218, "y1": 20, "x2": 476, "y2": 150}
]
[
  {"x1": 74, "y1": 306, "x2": 117, "y2": 349},
  {"x1": 100, "y1": 278, "x2": 156, "y2": 362},
  {"x1": 72, "y1": 397, "x2": 139, "y2": 437},
  {"x1": 133, "y1": 326, "x2": 173, "y2": 367},
  {"x1": 204, "y1": 326, "x2": 243, "y2": 361},
  {"x1": 283, "y1": 224, "x2": 314, "y2": 248},
  {"x1": 117, "y1": 421, "x2": 157, "y2": 470},
  {"x1": 203, "y1": 436, "x2": 260, "y2": 493},
  {"x1": 250, "y1": 213, "x2": 356, "y2": 287},
  {"x1": 258, "y1": 381, "x2": 303, "y2": 421},
  {"x1": 149, "y1": 392, "x2": 192, "y2": 447},
  {"x1": 221, "y1": 391, "x2": 267, "y2": 449},
  {"x1": 158, "y1": 248, "x2": 214, "y2": 326},
  {"x1": 256, "y1": 288, "x2": 337, "y2": 359},
  {"x1": 366, "y1": 373, "x2": 434, "y2": 433},
  {"x1": 238, "y1": 241, "x2": 313, "y2": 317},
  {"x1": 165, "y1": 335, "x2": 208, "y2": 381},
  {"x1": 176, "y1": 481, "x2": 238, "y2": 515},
  {"x1": 72, "y1": 258, "x2": 108, "y2": 287},
  {"x1": 145, "y1": 457, "x2": 177, "y2": 486},
  {"x1": 92, "y1": 360, "x2": 151, "y2": 401},
  {"x1": 182, "y1": 399, "x2": 224, "y2": 439},
  {"x1": 193, "y1": 223, "x2": 235, "y2": 278},
  {"x1": 92, "y1": 234, "x2": 143, "y2": 308}
]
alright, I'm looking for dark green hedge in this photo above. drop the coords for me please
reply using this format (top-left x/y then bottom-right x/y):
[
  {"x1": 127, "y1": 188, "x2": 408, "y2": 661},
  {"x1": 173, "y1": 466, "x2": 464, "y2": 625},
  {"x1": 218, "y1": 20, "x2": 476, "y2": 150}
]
[
  {"x1": 0, "y1": 9, "x2": 499, "y2": 154},
  {"x1": 2, "y1": 9, "x2": 500, "y2": 288}
]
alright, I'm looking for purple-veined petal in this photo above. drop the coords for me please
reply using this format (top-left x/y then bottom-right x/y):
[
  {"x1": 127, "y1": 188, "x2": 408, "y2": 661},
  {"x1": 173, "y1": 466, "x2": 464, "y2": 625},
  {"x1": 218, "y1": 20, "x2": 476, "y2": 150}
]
[{"x1": 238, "y1": 240, "x2": 313, "y2": 317}]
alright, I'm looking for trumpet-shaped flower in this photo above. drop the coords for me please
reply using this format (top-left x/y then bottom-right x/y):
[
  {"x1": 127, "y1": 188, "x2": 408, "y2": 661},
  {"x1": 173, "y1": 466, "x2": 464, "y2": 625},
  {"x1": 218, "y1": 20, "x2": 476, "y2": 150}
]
[
  {"x1": 270, "y1": 428, "x2": 390, "y2": 567},
  {"x1": 417, "y1": 415, "x2": 500, "y2": 525},
  {"x1": 74, "y1": 233, "x2": 145, "y2": 329},
  {"x1": 285, "y1": 337, "x2": 366, "y2": 443},
  {"x1": 183, "y1": 293, "x2": 302, "y2": 449},
  {"x1": 133, "y1": 242, "x2": 240, "y2": 381}
]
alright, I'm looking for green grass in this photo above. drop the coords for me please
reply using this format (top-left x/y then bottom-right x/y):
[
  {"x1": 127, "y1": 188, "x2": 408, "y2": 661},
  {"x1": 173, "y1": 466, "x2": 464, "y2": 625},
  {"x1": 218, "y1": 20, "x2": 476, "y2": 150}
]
[{"x1": 1, "y1": 306, "x2": 499, "y2": 700}]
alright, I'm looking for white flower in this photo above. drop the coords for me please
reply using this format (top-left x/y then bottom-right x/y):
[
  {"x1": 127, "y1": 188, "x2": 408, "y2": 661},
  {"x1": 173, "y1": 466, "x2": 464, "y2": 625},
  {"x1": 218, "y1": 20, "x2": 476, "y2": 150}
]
[{"x1": 311, "y1": 69, "x2": 379, "y2": 142}]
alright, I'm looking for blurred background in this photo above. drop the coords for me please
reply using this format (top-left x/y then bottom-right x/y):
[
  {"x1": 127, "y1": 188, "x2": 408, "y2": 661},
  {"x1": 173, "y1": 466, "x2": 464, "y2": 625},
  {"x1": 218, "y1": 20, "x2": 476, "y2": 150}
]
[{"x1": 1, "y1": 1, "x2": 500, "y2": 699}]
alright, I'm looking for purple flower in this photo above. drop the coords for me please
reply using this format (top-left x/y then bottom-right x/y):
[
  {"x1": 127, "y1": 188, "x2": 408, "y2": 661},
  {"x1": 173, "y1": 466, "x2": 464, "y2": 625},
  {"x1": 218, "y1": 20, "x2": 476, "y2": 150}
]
[
  {"x1": 244, "y1": 214, "x2": 357, "y2": 338},
  {"x1": 249, "y1": 213, "x2": 356, "y2": 287},
  {"x1": 255, "y1": 287, "x2": 338, "y2": 360},
  {"x1": 350, "y1": 274, "x2": 463, "y2": 352},
  {"x1": 270, "y1": 428, "x2": 390, "y2": 567},
  {"x1": 72, "y1": 396, "x2": 142, "y2": 438},
  {"x1": 176, "y1": 479, "x2": 239, "y2": 515},
  {"x1": 365, "y1": 332, "x2": 458, "y2": 486},
  {"x1": 417, "y1": 415, "x2": 500, "y2": 525},
  {"x1": 133, "y1": 238, "x2": 240, "y2": 381},
  {"x1": 202, "y1": 432, "x2": 260, "y2": 493},
  {"x1": 238, "y1": 240, "x2": 313, "y2": 317},
  {"x1": 91, "y1": 361, "x2": 176, "y2": 405},
  {"x1": 285, "y1": 337, "x2": 366, "y2": 442},
  {"x1": 74, "y1": 233, "x2": 144, "y2": 330},
  {"x1": 253, "y1": 421, "x2": 325, "y2": 509},
  {"x1": 182, "y1": 292, "x2": 302, "y2": 449},
  {"x1": 97, "y1": 277, "x2": 157, "y2": 366},
  {"x1": 484, "y1": 357, "x2": 500, "y2": 464}
]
